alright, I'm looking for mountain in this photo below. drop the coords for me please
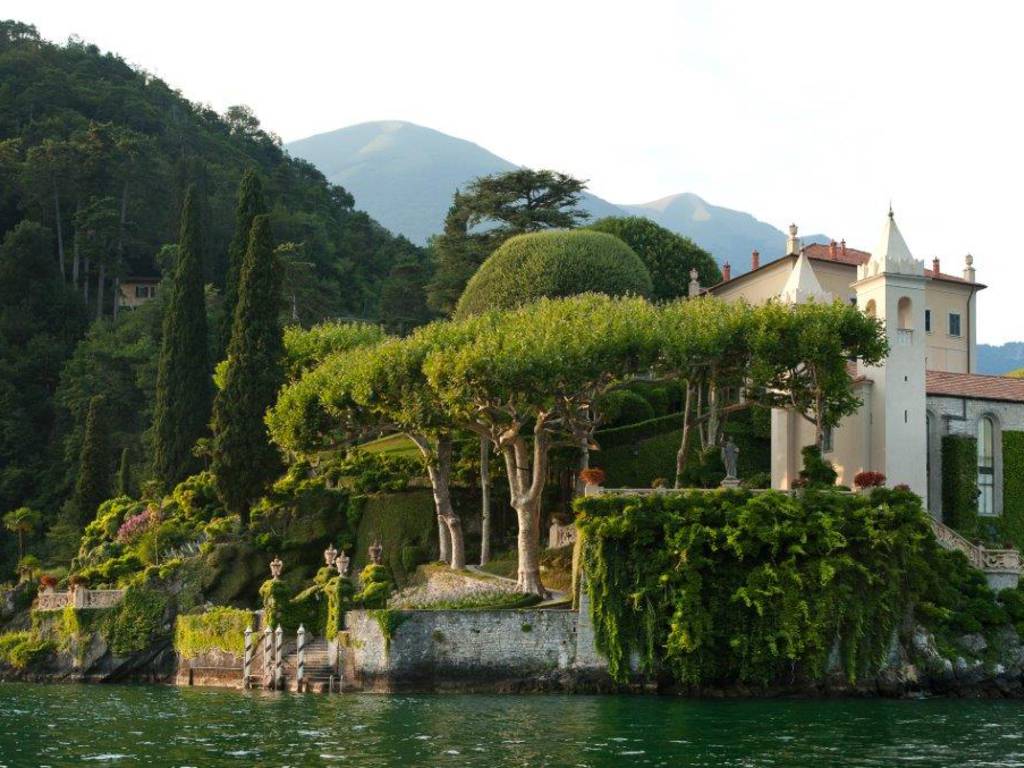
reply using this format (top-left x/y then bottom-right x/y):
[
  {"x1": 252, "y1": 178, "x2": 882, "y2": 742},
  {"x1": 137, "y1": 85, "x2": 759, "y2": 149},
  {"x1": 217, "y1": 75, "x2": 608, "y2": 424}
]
[
  {"x1": 622, "y1": 194, "x2": 830, "y2": 273},
  {"x1": 977, "y1": 343, "x2": 1024, "y2": 375},
  {"x1": 285, "y1": 121, "x2": 807, "y2": 268}
]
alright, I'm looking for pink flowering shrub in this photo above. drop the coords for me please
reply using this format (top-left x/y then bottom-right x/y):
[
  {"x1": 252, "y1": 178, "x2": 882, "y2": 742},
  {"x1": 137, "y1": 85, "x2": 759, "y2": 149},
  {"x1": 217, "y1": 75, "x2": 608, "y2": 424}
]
[{"x1": 117, "y1": 507, "x2": 155, "y2": 543}]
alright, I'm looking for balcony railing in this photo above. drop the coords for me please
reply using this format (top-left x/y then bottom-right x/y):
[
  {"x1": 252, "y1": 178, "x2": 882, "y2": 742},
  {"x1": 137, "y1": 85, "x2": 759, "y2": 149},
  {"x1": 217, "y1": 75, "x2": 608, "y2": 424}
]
[{"x1": 895, "y1": 328, "x2": 914, "y2": 346}]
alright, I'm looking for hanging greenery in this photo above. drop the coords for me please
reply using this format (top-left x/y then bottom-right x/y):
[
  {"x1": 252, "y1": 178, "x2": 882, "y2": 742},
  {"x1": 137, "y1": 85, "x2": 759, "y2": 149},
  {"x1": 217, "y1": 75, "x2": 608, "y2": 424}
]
[{"x1": 575, "y1": 487, "x2": 941, "y2": 687}]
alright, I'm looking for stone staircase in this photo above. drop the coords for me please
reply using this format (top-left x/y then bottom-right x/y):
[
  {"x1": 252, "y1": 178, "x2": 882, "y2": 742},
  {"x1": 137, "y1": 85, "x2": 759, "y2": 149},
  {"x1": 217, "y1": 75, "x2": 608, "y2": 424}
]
[
  {"x1": 929, "y1": 517, "x2": 1021, "y2": 590},
  {"x1": 247, "y1": 632, "x2": 340, "y2": 692}
]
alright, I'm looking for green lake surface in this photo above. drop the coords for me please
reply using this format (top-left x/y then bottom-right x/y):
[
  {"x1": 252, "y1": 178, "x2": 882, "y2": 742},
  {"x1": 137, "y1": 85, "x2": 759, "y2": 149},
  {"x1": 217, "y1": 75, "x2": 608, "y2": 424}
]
[{"x1": 3, "y1": 683, "x2": 1024, "y2": 767}]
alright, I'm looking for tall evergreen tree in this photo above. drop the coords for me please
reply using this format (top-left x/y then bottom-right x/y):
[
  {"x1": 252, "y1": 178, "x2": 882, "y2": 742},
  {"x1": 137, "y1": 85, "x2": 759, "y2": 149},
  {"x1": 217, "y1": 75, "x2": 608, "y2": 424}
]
[
  {"x1": 152, "y1": 185, "x2": 211, "y2": 488},
  {"x1": 71, "y1": 395, "x2": 111, "y2": 527},
  {"x1": 221, "y1": 168, "x2": 265, "y2": 348},
  {"x1": 212, "y1": 215, "x2": 283, "y2": 524}
]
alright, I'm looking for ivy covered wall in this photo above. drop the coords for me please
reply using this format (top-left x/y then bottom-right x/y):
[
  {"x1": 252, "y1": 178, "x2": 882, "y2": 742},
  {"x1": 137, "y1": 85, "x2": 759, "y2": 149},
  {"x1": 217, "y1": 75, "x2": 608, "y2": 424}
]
[{"x1": 942, "y1": 430, "x2": 1024, "y2": 548}]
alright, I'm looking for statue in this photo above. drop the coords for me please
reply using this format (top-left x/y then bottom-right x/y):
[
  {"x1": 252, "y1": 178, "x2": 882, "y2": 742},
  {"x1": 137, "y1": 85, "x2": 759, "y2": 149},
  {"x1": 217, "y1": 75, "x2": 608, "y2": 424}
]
[
  {"x1": 721, "y1": 438, "x2": 740, "y2": 487},
  {"x1": 368, "y1": 540, "x2": 383, "y2": 566},
  {"x1": 269, "y1": 556, "x2": 284, "y2": 580},
  {"x1": 323, "y1": 543, "x2": 339, "y2": 568}
]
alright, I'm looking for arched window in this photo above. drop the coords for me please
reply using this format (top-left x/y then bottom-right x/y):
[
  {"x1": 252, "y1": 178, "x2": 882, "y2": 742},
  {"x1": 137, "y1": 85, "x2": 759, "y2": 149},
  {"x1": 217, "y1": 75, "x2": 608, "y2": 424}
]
[
  {"x1": 978, "y1": 416, "x2": 996, "y2": 516},
  {"x1": 865, "y1": 299, "x2": 877, "y2": 319},
  {"x1": 897, "y1": 297, "x2": 912, "y2": 329}
]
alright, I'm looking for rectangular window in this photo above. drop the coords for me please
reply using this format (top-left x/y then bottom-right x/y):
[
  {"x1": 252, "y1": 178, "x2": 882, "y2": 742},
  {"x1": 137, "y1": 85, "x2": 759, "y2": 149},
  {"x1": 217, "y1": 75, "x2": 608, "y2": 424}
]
[
  {"x1": 925, "y1": 309, "x2": 931, "y2": 333},
  {"x1": 135, "y1": 285, "x2": 144, "y2": 298},
  {"x1": 822, "y1": 425, "x2": 834, "y2": 453},
  {"x1": 948, "y1": 313, "x2": 961, "y2": 337}
]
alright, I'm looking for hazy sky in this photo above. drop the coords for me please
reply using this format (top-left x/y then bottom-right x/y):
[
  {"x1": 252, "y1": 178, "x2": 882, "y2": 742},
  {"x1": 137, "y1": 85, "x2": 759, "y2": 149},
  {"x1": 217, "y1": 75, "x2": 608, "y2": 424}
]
[{"x1": 9, "y1": 1, "x2": 1023, "y2": 343}]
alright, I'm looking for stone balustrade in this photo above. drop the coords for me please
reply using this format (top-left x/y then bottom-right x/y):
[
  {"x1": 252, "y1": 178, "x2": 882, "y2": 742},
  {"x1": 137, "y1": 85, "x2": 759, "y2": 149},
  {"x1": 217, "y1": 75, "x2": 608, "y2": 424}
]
[
  {"x1": 548, "y1": 521, "x2": 577, "y2": 549},
  {"x1": 929, "y1": 517, "x2": 1021, "y2": 587},
  {"x1": 34, "y1": 587, "x2": 126, "y2": 612}
]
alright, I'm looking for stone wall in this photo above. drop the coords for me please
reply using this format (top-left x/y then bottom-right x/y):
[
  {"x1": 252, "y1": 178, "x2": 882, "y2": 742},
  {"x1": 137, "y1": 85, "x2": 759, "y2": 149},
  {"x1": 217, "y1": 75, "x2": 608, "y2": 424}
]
[
  {"x1": 175, "y1": 649, "x2": 245, "y2": 688},
  {"x1": 343, "y1": 599, "x2": 610, "y2": 692}
]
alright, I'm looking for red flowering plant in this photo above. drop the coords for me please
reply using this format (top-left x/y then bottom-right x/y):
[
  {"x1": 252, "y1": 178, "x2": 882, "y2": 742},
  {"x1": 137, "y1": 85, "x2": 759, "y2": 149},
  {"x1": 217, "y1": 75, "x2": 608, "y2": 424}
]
[
  {"x1": 854, "y1": 471, "x2": 886, "y2": 490},
  {"x1": 39, "y1": 574, "x2": 58, "y2": 591},
  {"x1": 579, "y1": 468, "x2": 607, "y2": 487}
]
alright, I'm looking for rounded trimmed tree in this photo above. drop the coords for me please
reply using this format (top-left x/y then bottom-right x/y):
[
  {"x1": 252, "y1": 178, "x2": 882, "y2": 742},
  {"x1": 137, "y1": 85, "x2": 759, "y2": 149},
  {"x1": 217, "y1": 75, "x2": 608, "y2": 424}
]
[{"x1": 453, "y1": 230, "x2": 652, "y2": 319}]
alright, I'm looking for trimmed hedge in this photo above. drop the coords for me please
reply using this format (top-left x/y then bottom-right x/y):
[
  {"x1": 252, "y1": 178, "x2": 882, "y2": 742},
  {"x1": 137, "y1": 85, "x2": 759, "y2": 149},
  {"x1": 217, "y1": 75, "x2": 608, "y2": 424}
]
[
  {"x1": 942, "y1": 435, "x2": 980, "y2": 536},
  {"x1": 597, "y1": 389, "x2": 655, "y2": 429},
  {"x1": 1003, "y1": 431, "x2": 1024, "y2": 548},
  {"x1": 454, "y1": 230, "x2": 653, "y2": 319},
  {"x1": 596, "y1": 412, "x2": 683, "y2": 451},
  {"x1": 174, "y1": 607, "x2": 253, "y2": 660},
  {"x1": 352, "y1": 491, "x2": 438, "y2": 585}
]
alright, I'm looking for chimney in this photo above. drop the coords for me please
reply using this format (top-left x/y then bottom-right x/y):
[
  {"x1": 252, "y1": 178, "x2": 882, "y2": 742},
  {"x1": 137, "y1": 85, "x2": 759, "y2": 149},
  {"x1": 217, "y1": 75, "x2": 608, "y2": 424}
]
[
  {"x1": 829, "y1": 240, "x2": 837, "y2": 260},
  {"x1": 688, "y1": 268, "x2": 701, "y2": 298},
  {"x1": 786, "y1": 223, "x2": 800, "y2": 255},
  {"x1": 750, "y1": 250, "x2": 760, "y2": 270},
  {"x1": 722, "y1": 262, "x2": 732, "y2": 281},
  {"x1": 932, "y1": 256, "x2": 940, "y2": 275},
  {"x1": 840, "y1": 239, "x2": 847, "y2": 260},
  {"x1": 963, "y1": 254, "x2": 976, "y2": 282}
]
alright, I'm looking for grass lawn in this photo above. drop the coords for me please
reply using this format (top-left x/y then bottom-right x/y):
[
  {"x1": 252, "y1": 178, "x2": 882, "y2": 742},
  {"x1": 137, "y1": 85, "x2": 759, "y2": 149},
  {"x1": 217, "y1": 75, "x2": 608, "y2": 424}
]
[
  {"x1": 480, "y1": 545, "x2": 574, "y2": 595},
  {"x1": 359, "y1": 432, "x2": 421, "y2": 460}
]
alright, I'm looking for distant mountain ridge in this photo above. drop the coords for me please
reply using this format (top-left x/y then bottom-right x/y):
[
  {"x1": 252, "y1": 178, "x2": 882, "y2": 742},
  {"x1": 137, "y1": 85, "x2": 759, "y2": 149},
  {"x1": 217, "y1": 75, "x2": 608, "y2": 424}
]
[
  {"x1": 285, "y1": 121, "x2": 818, "y2": 269},
  {"x1": 977, "y1": 343, "x2": 1024, "y2": 375}
]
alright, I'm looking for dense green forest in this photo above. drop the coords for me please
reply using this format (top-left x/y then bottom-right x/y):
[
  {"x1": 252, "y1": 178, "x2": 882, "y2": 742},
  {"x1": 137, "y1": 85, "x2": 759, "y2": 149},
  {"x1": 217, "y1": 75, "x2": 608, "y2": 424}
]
[{"x1": 0, "y1": 20, "x2": 430, "y2": 570}]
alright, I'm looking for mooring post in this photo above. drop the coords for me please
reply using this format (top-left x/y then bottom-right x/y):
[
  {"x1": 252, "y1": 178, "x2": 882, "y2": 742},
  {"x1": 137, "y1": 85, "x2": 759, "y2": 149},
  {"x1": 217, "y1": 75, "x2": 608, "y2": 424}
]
[
  {"x1": 242, "y1": 626, "x2": 253, "y2": 688},
  {"x1": 274, "y1": 625, "x2": 284, "y2": 691},
  {"x1": 296, "y1": 624, "x2": 306, "y2": 692},
  {"x1": 263, "y1": 625, "x2": 273, "y2": 688}
]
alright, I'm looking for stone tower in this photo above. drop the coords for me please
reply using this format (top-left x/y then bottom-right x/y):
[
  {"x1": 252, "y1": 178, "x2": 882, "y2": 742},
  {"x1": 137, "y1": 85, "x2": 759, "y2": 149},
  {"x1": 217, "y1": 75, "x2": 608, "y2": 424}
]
[{"x1": 853, "y1": 210, "x2": 928, "y2": 498}]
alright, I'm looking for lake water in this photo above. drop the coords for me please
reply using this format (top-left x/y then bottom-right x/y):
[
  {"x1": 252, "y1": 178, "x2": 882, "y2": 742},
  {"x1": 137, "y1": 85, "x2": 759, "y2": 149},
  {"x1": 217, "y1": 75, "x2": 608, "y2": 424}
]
[{"x1": 3, "y1": 683, "x2": 1024, "y2": 767}]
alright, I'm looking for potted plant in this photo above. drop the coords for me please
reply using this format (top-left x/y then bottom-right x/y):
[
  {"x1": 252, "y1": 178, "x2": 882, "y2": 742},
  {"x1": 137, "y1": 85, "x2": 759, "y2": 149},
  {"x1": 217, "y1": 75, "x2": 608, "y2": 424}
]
[
  {"x1": 853, "y1": 471, "x2": 886, "y2": 492},
  {"x1": 579, "y1": 467, "x2": 606, "y2": 489},
  {"x1": 39, "y1": 574, "x2": 58, "y2": 593}
]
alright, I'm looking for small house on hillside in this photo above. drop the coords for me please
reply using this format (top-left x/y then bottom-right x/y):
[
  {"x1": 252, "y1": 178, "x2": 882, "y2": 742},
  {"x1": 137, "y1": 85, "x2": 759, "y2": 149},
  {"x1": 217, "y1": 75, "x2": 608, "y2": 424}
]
[{"x1": 118, "y1": 275, "x2": 160, "y2": 311}]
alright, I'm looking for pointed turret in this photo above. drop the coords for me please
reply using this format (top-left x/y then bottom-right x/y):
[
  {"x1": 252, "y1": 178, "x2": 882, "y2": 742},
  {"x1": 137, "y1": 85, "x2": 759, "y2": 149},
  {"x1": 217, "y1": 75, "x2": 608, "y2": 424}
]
[
  {"x1": 858, "y1": 209, "x2": 924, "y2": 279},
  {"x1": 780, "y1": 251, "x2": 833, "y2": 304}
]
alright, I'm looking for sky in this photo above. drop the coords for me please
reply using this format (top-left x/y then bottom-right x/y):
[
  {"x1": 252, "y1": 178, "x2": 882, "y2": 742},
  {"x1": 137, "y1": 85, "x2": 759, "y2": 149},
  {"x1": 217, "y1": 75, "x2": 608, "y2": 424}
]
[{"x1": 9, "y1": 0, "x2": 1024, "y2": 343}]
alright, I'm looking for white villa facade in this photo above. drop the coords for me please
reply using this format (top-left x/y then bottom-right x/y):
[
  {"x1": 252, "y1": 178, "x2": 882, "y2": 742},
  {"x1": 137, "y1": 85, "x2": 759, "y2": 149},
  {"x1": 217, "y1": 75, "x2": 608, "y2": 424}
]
[{"x1": 704, "y1": 211, "x2": 1024, "y2": 522}]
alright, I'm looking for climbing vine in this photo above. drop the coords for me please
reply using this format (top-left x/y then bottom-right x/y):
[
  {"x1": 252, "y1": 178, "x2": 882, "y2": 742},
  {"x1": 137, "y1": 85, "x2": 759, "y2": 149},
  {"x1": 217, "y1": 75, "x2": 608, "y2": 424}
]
[{"x1": 575, "y1": 487, "x2": 940, "y2": 686}]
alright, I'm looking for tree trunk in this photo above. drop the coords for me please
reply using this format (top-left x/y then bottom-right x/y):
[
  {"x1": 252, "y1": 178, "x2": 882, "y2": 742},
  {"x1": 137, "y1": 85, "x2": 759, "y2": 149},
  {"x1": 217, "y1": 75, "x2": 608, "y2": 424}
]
[
  {"x1": 675, "y1": 381, "x2": 695, "y2": 488},
  {"x1": 576, "y1": 439, "x2": 590, "y2": 495},
  {"x1": 83, "y1": 256, "x2": 90, "y2": 303},
  {"x1": 113, "y1": 183, "x2": 128, "y2": 321},
  {"x1": 499, "y1": 429, "x2": 550, "y2": 597},
  {"x1": 479, "y1": 435, "x2": 491, "y2": 566},
  {"x1": 513, "y1": 495, "x2": 545, "y2": 595},
  {"x1": 112, "y1": 276, "x2": 120, "y2": 320},
  {"x1": 72, "y1": 207, "x2": 81, "y2": 288},
  {"x1": 413, "y1": 433, "x2": 464, "y2": 570},
  {"x1": 53, "y1": 183, "x2": 65, "y2": 279},
  {"x1": 96, "y1": 261, "x2": 106, "y2": 320}
]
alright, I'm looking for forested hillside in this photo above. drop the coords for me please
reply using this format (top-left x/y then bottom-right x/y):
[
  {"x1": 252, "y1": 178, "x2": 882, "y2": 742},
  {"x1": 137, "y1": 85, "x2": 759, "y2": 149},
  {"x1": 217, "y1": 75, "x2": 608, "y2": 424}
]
[{"x1": 0, "y1": 20, "x2": 429, "y2": 566}]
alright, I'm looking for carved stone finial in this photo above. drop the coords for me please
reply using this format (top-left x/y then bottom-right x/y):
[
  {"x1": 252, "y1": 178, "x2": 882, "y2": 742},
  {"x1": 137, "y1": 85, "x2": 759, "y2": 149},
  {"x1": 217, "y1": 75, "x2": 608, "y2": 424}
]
[
  {"x1": 323, "y1": 543, "x2": 339, "y2": 568},
  {"x1": 368, "y1": 541, "x2": 383, "y2": 566},
  {"x1": 269, "y1": 556, "x2": 283, "y2": 580},
  {"x1": 335, "y1": 551, "x2": 351, "y2": 577}
]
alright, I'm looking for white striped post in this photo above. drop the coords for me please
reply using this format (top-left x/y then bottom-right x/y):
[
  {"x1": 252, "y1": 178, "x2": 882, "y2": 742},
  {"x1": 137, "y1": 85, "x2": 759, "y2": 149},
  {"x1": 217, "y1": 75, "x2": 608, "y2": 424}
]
[
  {"x1": 262, "y1": 625, "x2": 273, "y2": 687},
  {"x1": 296, "y1": 624, "x2": 306, "y2": 692},
  {"x1": 242, "y1": 626, "x2": 253, "y2": 687},
  {"x1": 274, "y1": 625, "x2": 284, "y2": 691}
]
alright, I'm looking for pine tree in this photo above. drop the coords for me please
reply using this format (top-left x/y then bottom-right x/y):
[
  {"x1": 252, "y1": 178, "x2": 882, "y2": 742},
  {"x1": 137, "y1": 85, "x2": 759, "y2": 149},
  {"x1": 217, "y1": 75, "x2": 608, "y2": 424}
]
[
  {"x1": 212, "y1": 215, "x2": 283, "y2": 524},
  {"x1": 116, "y1": 446, "x2": 132, "y2": 497},
  {"x1": 72, "y1": 395, "x2": 111, "y2": 526},
  {"x1": 152, "y1": 184, "x2": 210, "y2": 489},
  {"x1": 221, "y1": 168, "x2": 265, "y2": 348}
]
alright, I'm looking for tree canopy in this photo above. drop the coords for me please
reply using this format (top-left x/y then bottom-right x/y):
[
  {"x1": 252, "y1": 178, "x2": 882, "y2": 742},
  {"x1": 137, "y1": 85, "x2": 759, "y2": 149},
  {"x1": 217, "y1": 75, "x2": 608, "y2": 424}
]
[
  {"x1": 426, "y1": 169, "x2": 590, "y2": 314},
  {"x1": 588, "y1": 216, "x2": 722, "y2": 300},
  {"x1": 454, "y1": 230, "x2": 653, "y2": 319}
]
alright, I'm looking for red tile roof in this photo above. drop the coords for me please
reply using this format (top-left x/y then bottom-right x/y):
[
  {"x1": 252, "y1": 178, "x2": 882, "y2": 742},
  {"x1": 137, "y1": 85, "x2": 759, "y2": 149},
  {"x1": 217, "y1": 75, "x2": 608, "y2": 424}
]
[
  {"x1": 803, "y1": 242, "x2": 975, "y2": 284},
  {"x1": 926, "y1": 370, "x2": 1024, "y2": 403}
]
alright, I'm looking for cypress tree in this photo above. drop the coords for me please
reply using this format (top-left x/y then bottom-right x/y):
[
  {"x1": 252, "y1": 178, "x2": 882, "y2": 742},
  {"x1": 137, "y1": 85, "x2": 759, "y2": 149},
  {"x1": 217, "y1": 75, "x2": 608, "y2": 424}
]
[
  {"x1": 221, "y1": 168, "x2": 265, "y2": 349},
  {"x1": 72, "y1": 395, "x2": 111, "y2": 526},
  {"x1": 152, "y1": 184, "x2": 211, "y2": 488},
  {"x1": 212, "y1": 215, "x2": 283, "y2": 524},
  {"x1": 116, "y1": 446, "x2": 132, "y2": 497}
]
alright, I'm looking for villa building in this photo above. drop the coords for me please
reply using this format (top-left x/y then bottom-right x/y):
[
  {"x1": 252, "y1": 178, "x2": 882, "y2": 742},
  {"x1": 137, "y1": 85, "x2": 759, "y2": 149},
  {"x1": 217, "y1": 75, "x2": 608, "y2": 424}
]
[
  {"x1": 703, "y1": 212, "x2": 1024, "y2": 523},
  {"x1": 117, "y1": 275, "x2": 160, "y2": 311}
]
